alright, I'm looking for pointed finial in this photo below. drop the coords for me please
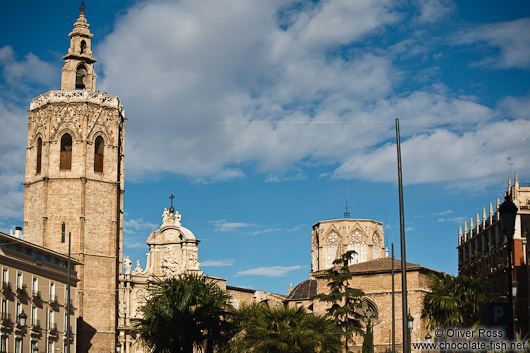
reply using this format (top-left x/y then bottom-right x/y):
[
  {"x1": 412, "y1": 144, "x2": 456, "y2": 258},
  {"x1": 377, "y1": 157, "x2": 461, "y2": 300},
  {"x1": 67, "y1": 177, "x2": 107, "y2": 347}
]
[
  {"x1": 470, "y1": 216, "x2": 474, "y2": 233},
  {"x1": 344, "y1": 186, "x2": 350, "y2": 218},
  {"x1": 288, "y1": 283, "x2": 294, "y2": 295},
  {"x1": 169, "y1": 194, "x2": 175, "y2": 214},
  {"x1": 464, "y1": 221, "x2": 468, "y2": 238},
  {"x1": 80, "y1": 1, "x2": 86, "y2": 16},
  {"x1": 476, "y1": 212, "x2": 480, "y2": 229},
  {"x1": 459, "y1": 225, "x2": 462, "y2": 236},
  {"x1": 482, "y1": 207, "x2": 487, "y2": 225},
  {"x1": 385, "y1": 245, "x2": 389, "y2": 257}
]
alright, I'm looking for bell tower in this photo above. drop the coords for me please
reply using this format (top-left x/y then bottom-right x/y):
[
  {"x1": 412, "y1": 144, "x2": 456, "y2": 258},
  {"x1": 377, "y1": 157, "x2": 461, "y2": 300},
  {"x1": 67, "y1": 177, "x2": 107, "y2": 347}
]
[
  {"x1": 23, "y1": 4, "x2": 124, "y2": 353},
  {"x1": 61, "y1": 2, "x2": 97, "y2": 91}
]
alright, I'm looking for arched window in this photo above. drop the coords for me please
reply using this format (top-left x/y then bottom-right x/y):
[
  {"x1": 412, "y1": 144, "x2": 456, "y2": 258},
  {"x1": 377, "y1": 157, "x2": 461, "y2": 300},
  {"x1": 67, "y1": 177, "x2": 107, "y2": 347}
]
[
  {"x1": 75, "y1": 65, "x2": 87, "y2": 89},
  {"x1": 94, "y1": 136, "x2": 104, "y2": 173},
  {"x1": 60, "y1": 133, "x2": 72, "y2": 170},
  {"x1": 80, "y1": 40, "x2": 86, "y2": 54},
  {"x1": 348, "y1": 231, "x2": 367, "y2": 265},
  {"x1": 36, "y1": 137, "x2": 42, "y2": 174},
  {"x1": 325, "y1": 232, "x2": 340, "y2": 268}
]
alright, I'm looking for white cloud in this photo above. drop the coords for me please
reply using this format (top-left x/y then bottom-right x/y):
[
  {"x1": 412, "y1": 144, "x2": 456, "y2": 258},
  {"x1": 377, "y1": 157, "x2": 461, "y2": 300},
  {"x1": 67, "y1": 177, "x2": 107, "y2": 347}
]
[
  {"x1": 236, "y1": 265, "x2": 301, "y2": 277},
  {"x1": 123, "y1": 218, "x2": 158, "y2": 234},
  {"x1": 415, "y1": 0, "x2": 455, "y2": 24},
  {"x1": 210, "y1": 220, "x2": 254, "y2": 232},
  {"x1": 438, "y1": 216, "x2": 465, "y2": 224},
  {"x1": 201, "y1": 258, "x2": 235, "y2": 267},
  {"x1": 454, "y1": 18, "x2": 530, "y2": 70},
  {"x1": 334, "y1": 119, "x2": 530, "y2": 185},
  {"x1": 0, "y1": 46, "x2": 57, "y2": 89},
  {"x1": 125, "y1": 241, "x2": 147, "y2": 249}
]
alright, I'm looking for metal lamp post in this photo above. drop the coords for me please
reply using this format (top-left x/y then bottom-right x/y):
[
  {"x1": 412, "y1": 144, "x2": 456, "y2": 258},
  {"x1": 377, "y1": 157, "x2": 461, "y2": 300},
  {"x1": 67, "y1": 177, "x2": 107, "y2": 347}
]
[
  {"x1": 425, "y1": 333, "x2": 432, "y2": 344},
  {"x1": 116, "y1": 343, "x2": 121, "y2": 353},
  {"x1": 499, "y1": 194, "x2": 518, "y2": 339}
]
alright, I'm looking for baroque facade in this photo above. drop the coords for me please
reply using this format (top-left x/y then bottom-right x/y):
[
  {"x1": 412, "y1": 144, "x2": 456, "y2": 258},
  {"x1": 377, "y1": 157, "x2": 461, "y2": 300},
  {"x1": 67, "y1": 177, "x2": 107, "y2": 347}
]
[
  {"x1": 117, "y1": 207, "x2": 285, "y2": 353},
  {"x1": 22, "y1": 9, "x2": 124, "y2": 353}
]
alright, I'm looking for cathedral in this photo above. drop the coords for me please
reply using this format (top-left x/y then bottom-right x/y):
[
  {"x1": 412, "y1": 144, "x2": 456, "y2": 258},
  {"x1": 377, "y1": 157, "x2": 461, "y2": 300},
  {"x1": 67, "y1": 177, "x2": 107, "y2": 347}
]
[{"x1": 15, "y1": 5, "x2": 438, "y2": 353}]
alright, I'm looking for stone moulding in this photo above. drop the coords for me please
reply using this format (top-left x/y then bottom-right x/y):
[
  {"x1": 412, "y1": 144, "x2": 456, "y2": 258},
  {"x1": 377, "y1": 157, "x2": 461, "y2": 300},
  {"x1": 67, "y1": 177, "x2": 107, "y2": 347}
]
[{"x1": 30, "y1": 90, "x2": 123, "y2": 111}]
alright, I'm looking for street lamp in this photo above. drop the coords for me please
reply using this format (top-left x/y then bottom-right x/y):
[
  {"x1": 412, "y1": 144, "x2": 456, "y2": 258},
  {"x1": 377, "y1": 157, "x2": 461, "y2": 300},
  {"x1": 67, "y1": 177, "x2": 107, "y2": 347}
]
[
  {"x1": 116, "y1": 343, "x2": 121, "y2": 353},
  {"x1": 18, "y1": 311, "x2": 27, "y2": 327},
  {"x1": 407, "y1": 312, "x2": 414, "y2": 353},
  {"x1": 425, "y1": 333, "x2": 432, "y2": 343},
  {"x1": 513, "y1": 280, "x2": 518, "y2": 297},
  {"x1": 499, "y1": 194, "x2": 518, "y2": 339}
]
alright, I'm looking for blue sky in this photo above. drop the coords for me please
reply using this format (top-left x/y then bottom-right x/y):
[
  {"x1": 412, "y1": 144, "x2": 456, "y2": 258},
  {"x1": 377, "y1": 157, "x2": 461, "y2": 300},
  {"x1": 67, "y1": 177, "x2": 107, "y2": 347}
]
[{"x1": 1, "y1": 0, "x2": 529, "y2": 294}]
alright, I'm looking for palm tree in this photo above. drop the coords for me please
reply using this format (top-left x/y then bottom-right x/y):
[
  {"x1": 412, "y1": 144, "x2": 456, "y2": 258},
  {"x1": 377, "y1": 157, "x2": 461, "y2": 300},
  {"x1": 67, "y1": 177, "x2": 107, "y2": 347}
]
[
  {"x1": 422, "y1": 273, "x2": 496, "y2": 328},
  {"x1": 135, "y1": 274, "x2": 232, "y2": 353},
  {"x1": 228, "y1": 304, "x2": 342, "y2": 353}
]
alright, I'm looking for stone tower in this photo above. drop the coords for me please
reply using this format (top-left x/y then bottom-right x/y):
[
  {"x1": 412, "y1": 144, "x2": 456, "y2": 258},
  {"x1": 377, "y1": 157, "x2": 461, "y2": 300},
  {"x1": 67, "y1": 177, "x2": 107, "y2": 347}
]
[{"x1": 23, "y1": 5, "x2": 125, "y2": 353}]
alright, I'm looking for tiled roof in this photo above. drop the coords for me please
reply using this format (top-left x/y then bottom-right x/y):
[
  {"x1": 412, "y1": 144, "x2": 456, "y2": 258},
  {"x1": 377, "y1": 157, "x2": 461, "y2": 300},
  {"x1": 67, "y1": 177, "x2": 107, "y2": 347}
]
[{"x1": 286, "y1": 279, "x2": 317, "y2": 300}]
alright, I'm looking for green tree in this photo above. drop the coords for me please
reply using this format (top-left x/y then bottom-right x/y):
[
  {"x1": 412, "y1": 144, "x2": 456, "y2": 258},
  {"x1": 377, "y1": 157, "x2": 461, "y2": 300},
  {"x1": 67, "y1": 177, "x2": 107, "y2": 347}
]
[
  {"x1": 362, "y1": 319, "x2": 373, "y2": 353},
  {"x1": 135, "y1": 274, "x2": 232, "y2": 353},
  {"x1": 228, "y1": 304, "x2": 342, "y2": 353},
  {"x1": 422, "y1": 273, "x2": 496, "y2": 328},
  {"x1": 313, "y1": 250, "x2": 365, "y2": 352}
]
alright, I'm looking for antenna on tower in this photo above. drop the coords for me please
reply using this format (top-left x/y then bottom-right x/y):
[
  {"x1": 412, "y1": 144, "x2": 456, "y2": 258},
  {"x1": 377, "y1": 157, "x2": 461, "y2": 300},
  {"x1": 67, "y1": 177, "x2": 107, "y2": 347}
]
[
  {"x1": 506, "y1": 157, "x2": 514, "y2": 175},
  {"x1": 344, "y1": 186, "x2": 350, "y2": 218}
]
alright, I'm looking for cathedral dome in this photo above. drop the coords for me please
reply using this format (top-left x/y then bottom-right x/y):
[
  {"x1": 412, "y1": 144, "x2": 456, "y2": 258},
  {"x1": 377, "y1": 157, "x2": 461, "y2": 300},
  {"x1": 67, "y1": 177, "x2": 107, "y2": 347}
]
[{"x1": 146, "y1": 208, "x2": 197, "y2": 245}]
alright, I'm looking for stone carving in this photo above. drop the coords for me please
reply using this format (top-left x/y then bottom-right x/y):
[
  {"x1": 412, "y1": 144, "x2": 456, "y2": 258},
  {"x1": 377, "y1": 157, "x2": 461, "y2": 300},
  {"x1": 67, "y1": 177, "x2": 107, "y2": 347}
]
[
  {"x1": 123, "y1": 256, "x2": 132, "y2": 274},
  {"x1": 161, "y1": 258, "x2": 180, "y2": 277},
  {"x1": 118, "y1": 300, "x2": 126, "y2": 317},
  {"x1": 131, "y1": 260, "x2": 143, "y2": 275},
  {"x1": 162, "y1": 208, "x2": 169, "y2": 222}
]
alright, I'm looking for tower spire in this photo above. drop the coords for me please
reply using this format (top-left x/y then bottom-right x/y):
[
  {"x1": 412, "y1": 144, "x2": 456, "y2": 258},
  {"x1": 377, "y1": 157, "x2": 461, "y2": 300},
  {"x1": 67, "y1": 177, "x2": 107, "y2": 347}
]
[
  {"x1": 61, "y1": 5, "x2": 98, "y2": 91},
  {"x1": 344, "y1": 187, "x2": 350, "y2": 218}
]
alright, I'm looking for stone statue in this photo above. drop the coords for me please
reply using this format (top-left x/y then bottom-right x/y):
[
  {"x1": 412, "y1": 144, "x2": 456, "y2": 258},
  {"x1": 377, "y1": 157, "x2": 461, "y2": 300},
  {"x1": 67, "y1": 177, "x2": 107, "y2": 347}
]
[
  {"x1": 118, "y1": 300, "x2": 126, "y2": 317},
  {"x1": 132, "y1": 260, "x2": 143, "y2": 275},
  {"x1": 162, "y1": 208, "x2": 169, "y2": 222},
  {"x1": 123, "y1": 256, "x2": 132, "y2": 274}
]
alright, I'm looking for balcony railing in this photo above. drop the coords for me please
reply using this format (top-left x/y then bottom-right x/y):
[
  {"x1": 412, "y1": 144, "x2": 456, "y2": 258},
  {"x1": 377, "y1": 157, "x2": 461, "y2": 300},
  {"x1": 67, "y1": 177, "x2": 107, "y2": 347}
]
[
  {"x1": 16, "y1": 284, "x2": 27, "y2": 296},
  {"x1": 32, "y1": 290, "x2": 41, "y2": 300},
  {"x1": 0, "y1": 313, "x2": 11, "y2": 325},
  {"x1": 49, "y1": 323, "x2": 58, "y2": 335}
]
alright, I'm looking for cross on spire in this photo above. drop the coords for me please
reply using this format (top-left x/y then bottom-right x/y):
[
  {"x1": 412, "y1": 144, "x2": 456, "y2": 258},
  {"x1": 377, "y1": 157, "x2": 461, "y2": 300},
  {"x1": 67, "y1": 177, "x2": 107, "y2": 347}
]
[
  {"x1": 80, "y1": 1, "x2": 86, "y2": 15},
  {"x1": 169, "y1": 194, "x2": 175, "y2": 214}
]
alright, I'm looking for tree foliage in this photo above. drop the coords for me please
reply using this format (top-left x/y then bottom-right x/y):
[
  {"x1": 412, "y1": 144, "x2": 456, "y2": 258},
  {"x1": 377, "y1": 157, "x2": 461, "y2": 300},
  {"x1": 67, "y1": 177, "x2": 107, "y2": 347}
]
[
  {"x1": 135, "y1": 274, "x2": 232, "y2": 353},
  {"x1": 313, "y1": 250, "x2": 365, "y2": 352},
  {"x1": 422, "y1": 273, "x2": 496, "y2": 328},
  {"x1": 362, "y1": 319, "x2": 374, "y2": 353},
  {"x1": 227, "y1": 304, "x2": 342, "y2": 353}
]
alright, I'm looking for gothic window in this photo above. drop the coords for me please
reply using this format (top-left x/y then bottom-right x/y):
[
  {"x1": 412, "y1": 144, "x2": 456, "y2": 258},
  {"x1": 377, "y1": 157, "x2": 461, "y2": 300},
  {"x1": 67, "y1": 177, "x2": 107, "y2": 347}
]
[
  {"x1": 325, "y1": 232, "x2": 340, "y2": 268},
  {"x1": 80, "y1": 40, "x2": 86, "y2": 54},
  {"x1": 362, "y1": 298, "x2": 378, "y2": 321},
  {"x1": 372, "y1": 234, "x2": 380, "y2": 260},
  {"x1": 36, "y1": 137, "x2": 42, "y2": 174},
  {"x1": 94, "y1": 136, "x2": 104, "y2": 173},
  {"x1": 75, "y1": 64, "x2": 87, "y2": 89},
  {"x1": 348, "y1": 231, "x2": 367, "y2": 265},
  {"x1": 60, "y1": 133, "x2": 72, "y2": 170}
]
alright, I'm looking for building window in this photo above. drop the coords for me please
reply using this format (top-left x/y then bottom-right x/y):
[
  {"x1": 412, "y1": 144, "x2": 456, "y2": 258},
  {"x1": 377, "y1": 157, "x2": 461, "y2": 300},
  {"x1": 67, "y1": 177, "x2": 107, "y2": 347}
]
[
  {"x1": 15, "y1": 337, "x2": 22, "y2": 353},
  {"x1": 2, "y1": 268, "x2": 8, "y2": 285},
  {"x1": 48, "y1": 310, "x2": 54, "y2": 330},
  {"x1": 32, "y1": 306, "x2": 37, "y2": 326},
  {"x1": 75, "y1": 64, "x2": 87, "y2": 89},
  {"x1": 60, "y1": 133, "x2": 72, "y2": 170},
  {"x1": 61, "y1": 223, "x2": 66, "y2": 244},
  {"x1": 349, "y1": 232, "x2": 367, "y2": 265},
  {"x1": 36, "y1": 137, "x2": 42, "y2": 174},
  {"x1": 64, "y1": 311, "x2": 68, "y2": 331},
  {"x1": 1, "y1": 335, "x2": 6, "y2": 353},
  {"x1": 325, "y1": 232, "x2": 341, "y2": 268},
  {"x1": 48, "y1": 342, "x2": 54, "y2": 353},
  {"x1": 80, "y1": 40, "x2": 86, "y2": 54},
  {"x1": 64, "y1": 341, "x2": 68, "y2": 353},
  {"x1": 1, "y1": 299, "x2": 7, "y2": 319},
  {"x1": 50, "y1": 282, "x2": 56, "y2": 303},
  {"x1": 33, "y1": 277, "x2": 38, "y2": 296},
  {"x1": 94, "y1": 136, "x2": 104, "y2": 173},
  {"x1": 16, "y1": 272, "x2": 22, "y2": 290},
  {"x1": 31, "y1": 341, "x2": 38, "y2": 353}
]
